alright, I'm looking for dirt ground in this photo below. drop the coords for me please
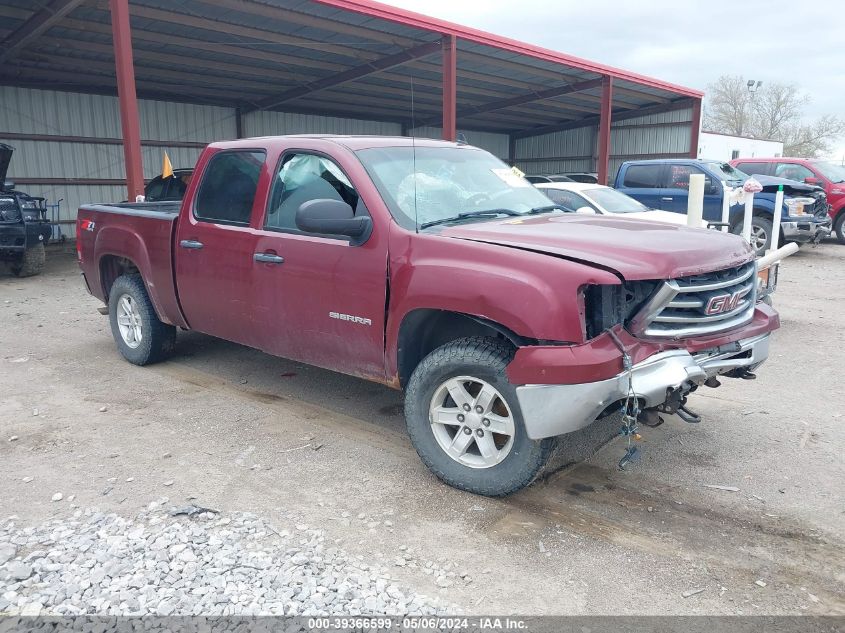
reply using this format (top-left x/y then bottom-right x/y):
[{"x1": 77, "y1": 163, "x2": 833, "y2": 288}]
[{"x1": 2, "y1": 240, "x2": 843, "y2": 615}]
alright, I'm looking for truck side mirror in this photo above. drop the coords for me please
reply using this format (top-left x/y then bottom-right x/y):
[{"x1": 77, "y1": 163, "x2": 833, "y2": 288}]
[
  {"x1": 3, "y1": 179, "x2": 15, "y2": 189},
  {"x1": 296, "y1": 199, "x2": 372, "y2": 244},
  {"x1": 804, "y1": 176, "x2": 819, "y2": 185}
]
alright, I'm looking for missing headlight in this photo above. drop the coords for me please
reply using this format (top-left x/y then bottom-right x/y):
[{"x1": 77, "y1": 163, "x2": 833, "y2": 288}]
[{"x1": 583, "y1": 281, "x2": 660, "y2": 339}]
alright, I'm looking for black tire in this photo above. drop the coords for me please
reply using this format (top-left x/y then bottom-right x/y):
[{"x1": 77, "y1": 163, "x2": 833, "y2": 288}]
[
  {"x1": 732, "y1": 214, "x2": 773, "y2": 256},
  {"x1": 108, "y1": 274, "x2": 176, "y2": 366},
  {"x1": 11, "y1": 242, "x2": 45, "y2": 277},
  {"x1": 834, "y1": 212, "x2": 845, "y2": 245},
  {"x1": 404, "y1": 337, "x2": 555, "y2": 497}
]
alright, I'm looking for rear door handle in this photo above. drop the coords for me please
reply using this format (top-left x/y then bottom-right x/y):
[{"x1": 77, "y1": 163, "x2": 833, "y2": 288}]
[
  {"x1": 179, "y1": 240, "x2": 204, "y2": 250},
  {"x1": 254, "y1": 252, "x2": 284, "y2": 264},
  {"x1": 660, "y1": 197, "x2": 674, "y2": 202}
]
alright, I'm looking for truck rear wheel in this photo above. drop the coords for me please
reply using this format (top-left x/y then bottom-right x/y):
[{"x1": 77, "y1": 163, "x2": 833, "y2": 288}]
[
  {"x1": 404, "y1": 337, "x2": 554, "y2": 497},
  {"x1": 11, "y1": 242, "x2": 45, "y2": 277},
  {"x1": 108, "y1": 274, "x2": 176, "y2": 366}
]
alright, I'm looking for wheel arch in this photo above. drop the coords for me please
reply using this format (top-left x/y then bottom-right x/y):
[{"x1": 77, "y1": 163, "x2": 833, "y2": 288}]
[
  {"x1": 99, "y1": 254, "x2": 141, "y2": 300},
  {"x1": 395, "y1": 308, "x2": 533, "y2": 389}
]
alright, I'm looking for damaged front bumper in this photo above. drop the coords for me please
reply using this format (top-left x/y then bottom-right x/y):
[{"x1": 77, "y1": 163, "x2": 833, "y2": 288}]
[
  {"x1": 515, "y1": 333, "x2": 770, "y2": 440},
  {"x1": 782, "y1": 217, "x2": 831, "y2": 243}
]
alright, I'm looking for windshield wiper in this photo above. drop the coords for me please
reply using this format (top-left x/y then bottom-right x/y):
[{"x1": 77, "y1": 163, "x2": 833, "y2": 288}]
[
  {"x1": 525, "y1": 204, "x2": 567, "y2": 215},
  {"x1": 419, "y1": 208, "x2": 520, "y2": 229}
]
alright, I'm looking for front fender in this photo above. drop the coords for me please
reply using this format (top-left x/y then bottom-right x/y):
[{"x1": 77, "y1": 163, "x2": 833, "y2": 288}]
[{"x1": 385, "y1": 226, "x2": 620, "y2": 377}]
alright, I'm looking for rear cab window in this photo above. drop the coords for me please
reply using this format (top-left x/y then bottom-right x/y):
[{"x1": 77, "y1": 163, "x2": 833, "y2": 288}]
[
  {"x1": 194, "y1": 150, "x2": 266, "y2": 225},
  {"x1": 622, "y1": 164, "x2": 662, "y2": 188}
]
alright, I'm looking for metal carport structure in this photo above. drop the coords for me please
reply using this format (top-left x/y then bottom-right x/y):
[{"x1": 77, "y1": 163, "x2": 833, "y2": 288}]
[{"x1": 0, "y1": 0, "x2": 703, "y2": 201}]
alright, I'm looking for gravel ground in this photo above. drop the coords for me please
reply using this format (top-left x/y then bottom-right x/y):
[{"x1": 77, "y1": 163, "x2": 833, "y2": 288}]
[
  {"x1": 0, "y1": 500, "x2": 449, "y2": 616},
  {"x1": 1, "y1": 242, "x2": 844, "y2": 616}
]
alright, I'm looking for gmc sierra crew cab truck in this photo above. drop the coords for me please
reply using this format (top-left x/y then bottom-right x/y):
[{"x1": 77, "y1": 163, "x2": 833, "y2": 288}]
[{"x1": 77, "y1": 136, "x2": 779, "y2": 497}]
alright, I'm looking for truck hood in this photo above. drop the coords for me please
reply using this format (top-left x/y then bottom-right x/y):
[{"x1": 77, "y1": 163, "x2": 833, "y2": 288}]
[
  {"x1": 754, "y1": 174, "x2": 823, "y2": 196},
  {"x1": 0, "y1": 143, "x2": 11, "y2": 189},
  {"x1": 438, "y1": 214, "x2": 754, "y2": 280}
]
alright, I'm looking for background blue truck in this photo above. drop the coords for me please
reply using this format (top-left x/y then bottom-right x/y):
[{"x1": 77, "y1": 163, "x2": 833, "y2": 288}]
[{"x1": 614, "y1": 159, "x2": 831, "y2": 255}]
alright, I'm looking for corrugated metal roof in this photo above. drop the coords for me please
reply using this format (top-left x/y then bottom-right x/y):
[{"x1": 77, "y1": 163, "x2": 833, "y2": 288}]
[{"x1": 0, "y1": 0, "x2": 700, "y2": 136}]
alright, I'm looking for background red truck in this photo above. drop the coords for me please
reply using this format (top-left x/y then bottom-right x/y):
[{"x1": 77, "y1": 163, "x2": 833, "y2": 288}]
[
  {"x1": 77, "y1": 135, "x2": 779, "y2": 496},
  {"x1": 730, "y1": 157, "x2": 845, "y2": 244}
]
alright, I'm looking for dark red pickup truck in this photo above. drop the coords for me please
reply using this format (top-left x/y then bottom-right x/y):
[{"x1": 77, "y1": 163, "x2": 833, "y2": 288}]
[{"x1": 77, "y1": 135, "x2": 779, "y2": 496}]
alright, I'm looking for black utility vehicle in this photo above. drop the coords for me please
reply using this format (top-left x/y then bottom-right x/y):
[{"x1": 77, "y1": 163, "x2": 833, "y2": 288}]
[{"x1": 0, "y1": 143, "x2": 51, "y2": 277}]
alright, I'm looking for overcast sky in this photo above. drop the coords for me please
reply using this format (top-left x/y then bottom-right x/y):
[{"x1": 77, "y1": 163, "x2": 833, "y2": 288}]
[{"x1": 383, "y1": 0, "x2": 845, "y2": 158}]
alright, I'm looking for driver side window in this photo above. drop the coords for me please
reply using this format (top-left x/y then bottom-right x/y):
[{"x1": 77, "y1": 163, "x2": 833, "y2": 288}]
[
  {"x1": 668, "y1": 165, "x2": 715, "y2": 192},
  {"x1": 265, "y1": 153, "x2": 361, "y2": 234}
]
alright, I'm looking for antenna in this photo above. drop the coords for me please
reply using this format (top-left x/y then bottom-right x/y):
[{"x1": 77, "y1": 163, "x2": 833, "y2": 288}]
[{"x1": 410, "y1": 74, "x2": 418, "y2": 233}]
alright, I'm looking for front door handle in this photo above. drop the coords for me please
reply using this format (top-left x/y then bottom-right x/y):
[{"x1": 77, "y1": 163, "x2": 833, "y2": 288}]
[
  {"x1": 179, "y1": 239, "x2": 204, "y2": 250},
  {"x1": 254, "y1": 252, "x2": 284, "y2": 264},
  {"x1": 660, "y1": 197, "x2": 674, "y2": 202}
]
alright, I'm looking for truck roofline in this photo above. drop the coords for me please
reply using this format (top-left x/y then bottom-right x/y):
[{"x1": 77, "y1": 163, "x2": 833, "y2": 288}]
[{"x1": 206, "y1": 135, "x2": 471, "y2": 153}]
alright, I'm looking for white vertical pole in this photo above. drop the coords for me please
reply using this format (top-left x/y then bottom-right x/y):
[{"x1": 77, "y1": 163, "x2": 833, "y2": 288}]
[
  {"x1": 687, "y1": 173, "x2": 704, "y2": 227},
  {"x1": 742, "y1": 193, "x2": 754, "y2": 244},
  {"x1": 720, "y1": 181, "x2": 731, "y2": 232},
  {"x1": 770, "y1": 186, "x2": 784, "y2": 253}
]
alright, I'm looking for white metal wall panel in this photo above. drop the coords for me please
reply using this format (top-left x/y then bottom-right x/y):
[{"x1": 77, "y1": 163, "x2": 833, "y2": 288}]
[
  {"x1": 513, "y1": 126, "x2": 594, "y2": 174},
  {"x1": 0, "y1": 87, "x2": 235, "y2": 221},
  {"x1": 612, "y1": 107, "x2": 693, "y2": 126},
  {"x1": 515, "y1": 106, "x2": 694, "y2": 180},
  {"x1": 138, "y1": 100, "x2": 235, "y2": 142},
  {"x1": 611, "y1": 124, "x2": 690, "y2": 156},
  {"x1": 0, "y1": 86, "x2": 123, "y2": 137},
  {"x1": 243, "y1": 110, "x2": 401, "y2": 137},
  {"x1": 514, "y1": 126, "x2": 593, "y2": 161},
  {"x1": 407, "y1": 126, "x2": 510, "y2": 160}
]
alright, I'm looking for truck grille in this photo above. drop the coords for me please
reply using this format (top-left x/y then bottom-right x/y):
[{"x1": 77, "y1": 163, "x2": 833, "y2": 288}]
[{"x1": 630, "y1": 261, "x2": 757, "y2": 339}]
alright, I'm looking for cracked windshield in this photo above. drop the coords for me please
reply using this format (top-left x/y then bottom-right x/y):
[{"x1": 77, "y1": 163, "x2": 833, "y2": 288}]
[{"x1": 357, "y1": 145, "x2": 558, "y2": 229}]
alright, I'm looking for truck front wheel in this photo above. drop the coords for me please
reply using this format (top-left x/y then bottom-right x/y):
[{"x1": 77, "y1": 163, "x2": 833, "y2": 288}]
[
  {"x1": 834, "y1": 212, "x2": 845, "y2": 245},
  {"x1": 732, "y1": 215, "x2": 772, "y2": 256},
  {"x1": 11, "y1": 242, "x2": 45, "y2": 277},
  {"x1": 404, "y1": 337, "x2": 555, "y2": 496},
  {"x1": 108, "y1": 274, "x2": 176, "y2": 366}
]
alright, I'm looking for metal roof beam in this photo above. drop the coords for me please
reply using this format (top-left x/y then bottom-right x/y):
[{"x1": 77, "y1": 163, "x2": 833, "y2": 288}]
[
  {"x1": 612, "y1": 85, "x2": 671, "y2": 103},
  {"x1": 247, "y1": 39, "x2": 442, "y2": 112},
  {"x1": 511, "y1": 98, "x2": 696, "y2": 139},
  {"x1": 0, "y1": 0, "x2": 85, "y2": 63},
  {"x1": 416, "y1": 78, "x2": 601, "y2": 127}
]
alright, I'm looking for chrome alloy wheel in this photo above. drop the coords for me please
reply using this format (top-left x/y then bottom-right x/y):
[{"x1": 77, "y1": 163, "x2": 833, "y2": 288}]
[
  {"x1": 428, "y1": 375, "x2": 516, "y2": 469},
  {"x1": 115, "y1": 293, "x2": 143, "y2": 349},
  {"x1": 751, "y1": 224, "x2": 769, "y2": 252}
]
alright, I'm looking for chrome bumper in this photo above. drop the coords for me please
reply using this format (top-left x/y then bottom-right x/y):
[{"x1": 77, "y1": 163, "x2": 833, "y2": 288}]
[
  {"x1": 515, "y1": 333, "x2": 771, "y2": 440},
  {"x1": 782, "y1": 218, "x2": 831, "y2": 242}
]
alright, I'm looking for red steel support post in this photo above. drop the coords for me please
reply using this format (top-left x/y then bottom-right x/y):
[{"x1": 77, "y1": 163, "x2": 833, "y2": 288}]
[
  {"x1": 441, "y1": 34, "x2": 456, "y2": 141},
  {"x1": 109, "y1": 0, "x2": 144, "y2": 201},
  {"x1": 689, "y1": 97, "x2": 702, "y2": 158},
  {"x1": 597, "y1": 75, "x2": 613, "y2": 186}
]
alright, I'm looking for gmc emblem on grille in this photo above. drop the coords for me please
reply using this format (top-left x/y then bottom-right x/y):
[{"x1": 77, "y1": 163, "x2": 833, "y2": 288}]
[{"x1": 704, "y1": 291, "x2": 744, "y2": 315}]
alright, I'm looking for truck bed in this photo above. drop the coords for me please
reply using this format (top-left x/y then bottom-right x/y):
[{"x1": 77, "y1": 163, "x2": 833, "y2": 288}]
[{"x1": 77, "y1": 200, "x2": 186, "y2": 328}]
